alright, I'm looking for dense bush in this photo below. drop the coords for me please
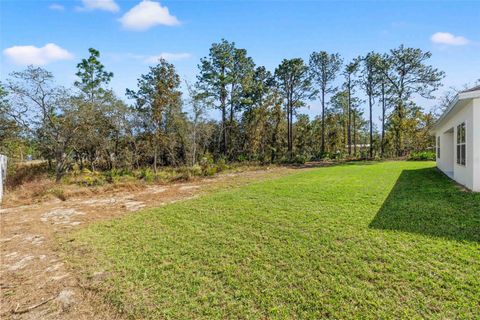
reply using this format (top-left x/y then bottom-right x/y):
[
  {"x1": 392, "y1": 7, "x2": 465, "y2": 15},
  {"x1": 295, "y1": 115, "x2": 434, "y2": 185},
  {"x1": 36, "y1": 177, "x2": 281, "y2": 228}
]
[
  {"x1": 293, "y1": 155, "x2": 307, "y2": 164},
  {"x1": 278, "y1": 154, "x2": 308, "y2": 165},
  {"x1": 215, "y1": 157, "x2": 229, "y2": 173},
  {"x1": 408, "y1": 151, "x2": 436, "y2": 161},
  {"x1": 137, "y1": 168, "x2": 156, "y2": 182},
  {"x1": 71, "y1": 169, "x2": 107, "y2": 186},
  {"x1": 200, "y1": 153, "x2": 216, "y2": 176}
]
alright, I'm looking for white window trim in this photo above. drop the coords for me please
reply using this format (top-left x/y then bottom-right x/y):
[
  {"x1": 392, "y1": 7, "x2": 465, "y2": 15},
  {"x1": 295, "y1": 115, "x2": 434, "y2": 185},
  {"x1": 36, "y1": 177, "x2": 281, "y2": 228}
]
[
  {"x1": 456, "y1": 122, "x2": 466, "y2": 167},
  {"x1": 437, "y1": 136, "x2": 440, "y2": 159}
]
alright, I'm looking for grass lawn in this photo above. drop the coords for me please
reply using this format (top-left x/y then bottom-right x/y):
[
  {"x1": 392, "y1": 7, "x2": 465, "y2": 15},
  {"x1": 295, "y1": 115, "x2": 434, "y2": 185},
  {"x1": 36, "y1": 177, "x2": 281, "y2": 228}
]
[{"x1": 69, "y1": 161, "x2": 480, "y2": 319}]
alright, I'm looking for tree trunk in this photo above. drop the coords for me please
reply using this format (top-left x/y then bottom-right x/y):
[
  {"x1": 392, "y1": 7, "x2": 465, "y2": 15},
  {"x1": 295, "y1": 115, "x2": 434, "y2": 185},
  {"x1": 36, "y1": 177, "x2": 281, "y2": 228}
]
[
  {"x1": 55, "y1": 149, "x2": 65, "y2": 183},
  {"x1": 287, "y1": 104, "x2": 290, "y2": 155},
  {"x1": 220, "y1": 68, "x2": 228, "y2": 156},
  {"x1": 271, "y1": 107, "x2": 281, "y2": 163},
  {"x1": 55, "y1": 163, "x2": 63, "y2": 183},
  {"x1": 229, "y1": 85, "x2": 235, "y2": 159},
  {"x1": 343, "y1": 107, "x2": 348, "y2": 153},
  {"x1": 347, "y1": 76, "x2": 352, "y2": 156},
  {"x1": 153, "y1": 142, "x2": 158, "y2": 174},
  {"x1": 353, "y1": 111, "x2": 357, "y2": 156},
  {"x1": 221, "y1": 105, "x2": 227, "y2": 156},
  {"x1": 287, "y1": 102, "x2": 292, "y2": 157},
  {"x1": 289, "y1": 104, "x2": 294, "y2": 158},
  {"x1": 321, "y1": 89, "x2": 325, "y2": 156},
  {"x1": 192, "y1": 124, "x2": 197, "y2": 166},
  {"x1": 90, "y1": 151, "x2": 96, "y2": 172},
  {"x1": 369, "y1": 93, "x2": 373, "y2": 159},
  {"x1": 381, "y1": 82, "x2": 386, "y2": 158},
  {"x1": 395, "y1": 100, "x2": 404, "y2": 157}
]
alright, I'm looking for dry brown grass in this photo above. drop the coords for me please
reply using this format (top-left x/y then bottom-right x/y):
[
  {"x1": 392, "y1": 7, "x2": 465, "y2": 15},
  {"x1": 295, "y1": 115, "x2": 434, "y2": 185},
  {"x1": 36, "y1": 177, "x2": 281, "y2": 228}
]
[
  {"x1": 6, "y1": 161, "x2": 50, "y2": 188},
  {"x1": 3, "y1": 162, "x2": 277, "y2": 207}
]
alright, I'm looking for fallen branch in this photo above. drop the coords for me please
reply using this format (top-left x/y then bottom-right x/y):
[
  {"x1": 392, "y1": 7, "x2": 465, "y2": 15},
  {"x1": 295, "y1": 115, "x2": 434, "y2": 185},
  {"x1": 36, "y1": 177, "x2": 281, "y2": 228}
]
[{"x1": 12, "y1": 296, "x2": 56, "y2": 314}]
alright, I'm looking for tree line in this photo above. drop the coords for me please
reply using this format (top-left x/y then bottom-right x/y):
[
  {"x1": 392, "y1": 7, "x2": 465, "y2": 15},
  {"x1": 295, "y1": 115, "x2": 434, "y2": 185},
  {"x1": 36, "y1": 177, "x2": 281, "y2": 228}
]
[{"x1": 0, "y1": 41, "x2": 445, "y2": 181}]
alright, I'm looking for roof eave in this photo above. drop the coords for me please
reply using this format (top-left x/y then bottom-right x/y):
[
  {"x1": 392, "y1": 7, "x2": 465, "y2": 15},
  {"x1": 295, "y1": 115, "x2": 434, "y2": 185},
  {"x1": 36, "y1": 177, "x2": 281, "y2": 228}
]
[
  {"x1": 432, "y1": 89, "x2": 480, "y2": 132},
  {"x1": 432, "y1": 95, "x2": 460, "y2": 132}
]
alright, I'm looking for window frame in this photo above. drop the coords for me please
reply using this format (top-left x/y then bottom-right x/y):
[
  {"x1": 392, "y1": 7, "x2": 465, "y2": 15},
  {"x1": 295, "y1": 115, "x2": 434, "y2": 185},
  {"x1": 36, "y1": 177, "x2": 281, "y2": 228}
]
[
  {"x1": 437, "y1": 136, "x2": 440, "y2": 159},
  {"x1": 456, "y1": 123, "x2": 466, "y2": 166}
]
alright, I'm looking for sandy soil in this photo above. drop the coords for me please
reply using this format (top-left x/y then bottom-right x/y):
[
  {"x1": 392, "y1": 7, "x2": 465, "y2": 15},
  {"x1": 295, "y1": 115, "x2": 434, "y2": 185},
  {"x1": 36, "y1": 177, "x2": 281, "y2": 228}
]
[{"x1": 0, "y1": 167, "x2": 297, "y2": 319}]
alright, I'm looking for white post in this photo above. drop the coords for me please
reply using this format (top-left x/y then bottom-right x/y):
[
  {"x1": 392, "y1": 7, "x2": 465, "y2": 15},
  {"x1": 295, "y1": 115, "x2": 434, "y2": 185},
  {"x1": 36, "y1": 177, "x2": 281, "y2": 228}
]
[{"x1": 0, "y1": 155, "x2": 6, "y2": 205}]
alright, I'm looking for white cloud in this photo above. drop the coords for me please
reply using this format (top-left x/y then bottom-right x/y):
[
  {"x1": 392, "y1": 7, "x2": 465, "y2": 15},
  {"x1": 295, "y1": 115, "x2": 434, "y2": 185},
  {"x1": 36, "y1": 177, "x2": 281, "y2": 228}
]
[
  {"x1": 120, "y1": 0, "x2": 180, "y2": 31},
  {"x1": 49, "y1": 3, "x2": 65, "y2": 11},
  {"x1": 431, "y1": 32, "x2": 470, "y2": 46},
  {"x1": 3, "y1": 43, "x2": 73, "y2": 66},
  {"x1": 144, "y1": 52, "x2": 191, "y2": 63},
  {"x1": 77, "y1": 0, "x2": 119, "y2": 13}
]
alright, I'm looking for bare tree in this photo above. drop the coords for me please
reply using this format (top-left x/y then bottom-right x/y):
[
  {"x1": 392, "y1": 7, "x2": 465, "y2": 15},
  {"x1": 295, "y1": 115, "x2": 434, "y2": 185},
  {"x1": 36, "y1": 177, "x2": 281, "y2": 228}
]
[
  {"x1": 185, "y1": 81, "x2": 208, "y2": 165},
  {"x1": 309, "y1": 51, "x2": 343, "y2": 156},
  {"x1": 343, "y1": 61, "x2": 359, "y2": 156},
  {"x1": 359, "y1": 52, "x2": 382, "y2": 159},
  {"x1": 5, "y1": 67, "x2": 79, "y2": 181}
]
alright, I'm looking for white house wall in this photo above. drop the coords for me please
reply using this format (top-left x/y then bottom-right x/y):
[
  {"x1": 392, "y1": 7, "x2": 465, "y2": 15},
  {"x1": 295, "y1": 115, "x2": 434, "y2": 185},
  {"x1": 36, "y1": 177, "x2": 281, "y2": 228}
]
[
  {"x1": 435, "y1": 100, "x2": 475, "y2": 190},
  {"x1": 436, "y1": 128, "x2": 453, "y2": 173},
  {"x1": 473, "y1": 98, "x2": 480, "y2": 191}
]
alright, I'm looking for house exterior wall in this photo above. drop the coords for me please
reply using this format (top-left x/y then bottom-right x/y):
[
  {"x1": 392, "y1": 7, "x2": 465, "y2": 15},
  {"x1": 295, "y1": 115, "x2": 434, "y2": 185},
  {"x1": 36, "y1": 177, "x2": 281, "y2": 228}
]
[
  {"x1": 473, "y1": 98, "x2": 480, "y2": 191},
  {"x1": 436, "y1": 129, "x2": 453, "y2": 173},
  {"x1": 435, "y1": 100, "x2": 475, "y2": 190}
]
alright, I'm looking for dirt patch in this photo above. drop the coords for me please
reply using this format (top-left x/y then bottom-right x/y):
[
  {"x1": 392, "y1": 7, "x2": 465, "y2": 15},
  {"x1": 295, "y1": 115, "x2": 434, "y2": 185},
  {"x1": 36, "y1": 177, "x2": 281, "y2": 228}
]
[
  {"x1": 0, "y1": 166, "x2": 300, "y2": 319},
  {"x1": 178, "y1": 185, "x2": 200, "y2": 191},
  {"x1": 41, "y1": 209, "x2": 86, "y2": 226},
  {"x1": 8, "y1": 255, "x2": 35, "y2": 271}
]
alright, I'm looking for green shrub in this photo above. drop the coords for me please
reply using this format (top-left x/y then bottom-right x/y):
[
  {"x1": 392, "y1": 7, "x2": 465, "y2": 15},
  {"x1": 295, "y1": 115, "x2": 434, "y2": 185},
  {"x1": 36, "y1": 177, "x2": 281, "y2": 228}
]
[
  {"x1": 137, "y1": 168, "x2": 156, "y2": 183},
  {"x1": 277, "y1": 155, "x2": 308, "y2": 165},
  {"x1": 320, "y1": 153, "x2": 332, "y2": 161},
  {"x1": 236, "y1": 155, "x2": 248, "y2": 162},
  {"x1": 103, "y1": 169, "x2": 135, "y2": 184},
  {"x1": 190, "y1": 164, "x2": 202, "y2": 176},
  {"x1": 175, "y1": 166, "x2": 201, "y2": 181},
  {"x1": 103, "y1": 169, "x2": 119, "y2": 184},
  {"x1": 293, "y1": 154, "x2": 307, "y2": 164},
  {"x1": 75, "y1": 169, "x2": 106, "y2": 186},
  {"x1": 408, "y1": 151, "x2": 436, "y2": 161},
  {"x1": 200, "y1": 153, "x2": 216, "y2": 176},
  {"x1": 215, "y1": 157, "x2": 228, "y2": 173}
]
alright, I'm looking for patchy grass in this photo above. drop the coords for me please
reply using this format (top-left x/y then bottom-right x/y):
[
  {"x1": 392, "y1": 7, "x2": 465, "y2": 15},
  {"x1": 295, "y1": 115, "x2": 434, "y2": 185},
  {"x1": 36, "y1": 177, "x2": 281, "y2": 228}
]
[{"x1": 69, "y1": 161, "x2": 480, "y2": 319}]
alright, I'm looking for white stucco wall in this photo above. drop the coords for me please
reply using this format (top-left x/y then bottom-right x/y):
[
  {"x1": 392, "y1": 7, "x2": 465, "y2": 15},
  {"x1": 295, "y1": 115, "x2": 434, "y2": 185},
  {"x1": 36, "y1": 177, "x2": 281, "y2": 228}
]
[
  {"x1": 472, "y1": 98, "x2": 480, "y2": 191},
  {"x1": 435, "y1": 100, "x2": 476, "y2": 191},
  {"x1": 436, "y1": 129, "x2": 453, "y2": 173}
]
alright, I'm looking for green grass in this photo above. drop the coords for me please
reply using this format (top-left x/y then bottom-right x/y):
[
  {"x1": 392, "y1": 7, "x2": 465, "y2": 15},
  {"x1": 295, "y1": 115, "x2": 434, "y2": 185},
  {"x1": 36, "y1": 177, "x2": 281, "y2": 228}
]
[{"x1": 70, "y1": 161, "x2": 480, "y2": 319}]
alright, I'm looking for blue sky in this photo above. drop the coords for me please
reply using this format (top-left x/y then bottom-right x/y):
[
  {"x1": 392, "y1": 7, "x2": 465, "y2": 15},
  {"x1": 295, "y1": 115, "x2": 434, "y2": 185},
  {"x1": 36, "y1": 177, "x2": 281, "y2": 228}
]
[{"x1": 1, "y1": 0, "x2": 479, "y2": 122}]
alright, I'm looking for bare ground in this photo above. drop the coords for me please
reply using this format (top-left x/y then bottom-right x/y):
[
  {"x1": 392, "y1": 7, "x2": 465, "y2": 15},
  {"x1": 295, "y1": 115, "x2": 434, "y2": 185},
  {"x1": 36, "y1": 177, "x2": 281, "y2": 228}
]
[{"x1": 0, "y1": 166, "x2": 298, "y2": 320}]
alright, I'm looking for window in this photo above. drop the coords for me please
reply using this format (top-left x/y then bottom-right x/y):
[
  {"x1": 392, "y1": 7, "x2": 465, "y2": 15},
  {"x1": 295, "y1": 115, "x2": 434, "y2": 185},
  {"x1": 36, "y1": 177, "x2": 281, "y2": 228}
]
[
  {"x1": 437, "y1": 136, "x2": 440, "y2": 159},
  {"x1": 457, "y1": 123, "x2": 466, "y2": 166}
]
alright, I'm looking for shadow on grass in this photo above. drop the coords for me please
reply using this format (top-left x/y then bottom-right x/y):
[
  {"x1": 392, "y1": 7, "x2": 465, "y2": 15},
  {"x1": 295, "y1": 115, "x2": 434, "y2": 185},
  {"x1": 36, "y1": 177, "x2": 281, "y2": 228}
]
[{"x1": 370, "y1": 167, "x2": 480, "y2": 243}]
